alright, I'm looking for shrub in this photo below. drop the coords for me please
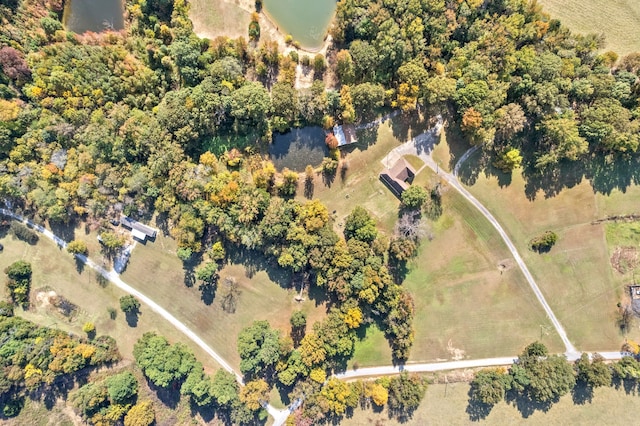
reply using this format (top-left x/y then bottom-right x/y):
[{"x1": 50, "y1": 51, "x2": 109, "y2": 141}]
[
  {"x1": 10, "y1": 222, "x2": 38, "y2": 244},
  {"x1": 82, "y1": 322, "x2": 95, "y2": 334},
  {"x1": 530, "y1": 231, "x2": 558, "y2": 253},
  {"x1": 0, "y1": 300, "x2": 14, "y2": 317},
  {"x1": 249, "y1": 21, "x2": 260, "y2": 41}
]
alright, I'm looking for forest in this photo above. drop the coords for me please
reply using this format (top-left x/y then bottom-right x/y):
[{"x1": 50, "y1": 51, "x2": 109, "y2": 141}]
[{"x1": 1, "y1": 0, "x2": 640, "y2": 423}]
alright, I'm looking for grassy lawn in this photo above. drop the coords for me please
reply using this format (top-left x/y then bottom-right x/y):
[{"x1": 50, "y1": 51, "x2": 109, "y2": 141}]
[
  {"x1": 404, "y1": 169, "x2": 564, "y2": 361},
  {"x1": 457, "y1": 146, "x2": 639, "y2": 350},
  {"x1": 121, "y1": 232, "x2": 327, "y2": 369},
  {"x1": 537, "y1": 0, "x2": 640, "y2": 55},
  {"x1": 189, "y1": 0, "x2": 252, "y2": 41},
  {"x1": 312, "y1": 115, "x2": 564, "y2": 364},
  {"x1": 0, "y1": 232, "x2": 224, "y2": 372},
  {"x1": 342, "y1": 381, "x2": 640, "y2": 425}
]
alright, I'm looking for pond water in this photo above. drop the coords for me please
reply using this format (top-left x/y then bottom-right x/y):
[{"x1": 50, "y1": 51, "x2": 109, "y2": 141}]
[
  {"x1": 269, "y1": 127, "x2": 328, "y2": 172},
  {"x1": 263, "y1": 0, "x2": 336, "y2": 50},
  {"x1": 63, "y1": 0, "x2": 124, "y2": 34}
]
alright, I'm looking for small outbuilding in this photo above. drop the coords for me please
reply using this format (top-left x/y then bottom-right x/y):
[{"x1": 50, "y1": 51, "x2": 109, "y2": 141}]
[
  {"x1": 333, "y1": 124, "x2": 358, "y2": 146},
  {"x1": 630, "y1": 285, "x2": 640, "y2": 300},
  {"x1": 120, "y1": 216, "x2": 157, "y2": 242},
  {"x1": 379, "y1": 158, "x2": 416, "y2": 198}
]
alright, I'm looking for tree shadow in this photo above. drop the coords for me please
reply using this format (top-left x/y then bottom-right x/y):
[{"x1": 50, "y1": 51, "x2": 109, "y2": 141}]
[
  {"x1": 504, "y1": 389, "x2": 553, "y2": 418},
  {"x1": 304, "y1": 177, "x2": 315, "y2": 199},
  {"x1": 74, "y1": 256, "x2": 85, "y2": 274},
  {"x1": 571, "y1": 381, "x2": 594, "y2": 405},
  {"x1": 48, "y1": 219, "x2": 76, "y2": 244},
  {"x1": 198, "y1": 281, "x2": 217, "y2": 305},
  {"x1": 183, "y1": 268, "x2": 195, "y2": 288},
  {"x1": 465, "y1": 387, "x2": 494, "y2": 421},
  {"x1": 227, "y1": 246, "x2": 293, "y2": 289},
  {"x1": 125, "y1": 310, "x2": 139, "y2": 327},
  {"x1": 147, "y1": 380, "x2": 181, "y2": 409}
]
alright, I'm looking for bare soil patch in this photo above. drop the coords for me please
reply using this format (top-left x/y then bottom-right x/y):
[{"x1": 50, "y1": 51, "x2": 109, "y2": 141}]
[{"x1": 611, "y1": 246, "x2": 639, "y2": 274}]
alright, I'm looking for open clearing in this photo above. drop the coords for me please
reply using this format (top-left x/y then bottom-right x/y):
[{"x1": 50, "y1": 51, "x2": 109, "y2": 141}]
[
  {"x1": 456, "y1": 143, "x2": 640, "y2": 350},
  {"x1": 189, "y1": 0, "x2": 252, "y2": 41},
  {"x1": 342, "y1": 381, "x2": 640, "y2": 425},
  {"x1": 121, "y1": 231, "x2": 327, "y2": 369},
  {"x1": 313, "y1": 115, "x2": 563, "y2": 366},
  {"x1": 0, "y1": 232, "x2": 223, "y2": 372},
  {"x1": 537, "y1": 0, "x2": 640, "y2": 55}
]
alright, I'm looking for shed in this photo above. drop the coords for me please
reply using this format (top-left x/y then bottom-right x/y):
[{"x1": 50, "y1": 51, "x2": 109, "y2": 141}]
[
  {"x1": 379, "y1": 158, "x2": 416, "y2": 198},
  {"x1": 120, "y1": 216, "x2": 157, "y2": 242},
  {"x1": 333, "y1": 124, "x2": 358, "y2": 146}
]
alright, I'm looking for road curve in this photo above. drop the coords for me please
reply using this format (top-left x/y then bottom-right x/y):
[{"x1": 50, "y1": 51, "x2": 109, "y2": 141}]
[
  {"x1": 381, "y1": 131, "x2": 577, "y2": 356},
  {"x1": 0, "y1": 208, "x2": 287, "y2": 422},
  {"x1": 445, "y1": 149, "x2": 578, "y2": 356}
]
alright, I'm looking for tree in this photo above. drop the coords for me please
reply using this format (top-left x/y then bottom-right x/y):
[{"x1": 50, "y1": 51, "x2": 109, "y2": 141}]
[
  {"x1": 335, "y1": 50, "x2": 355, "y2": 84},
  {"x1": 211, "y1": 369, "x2": 239, "y2": 407},
  {"x1": 313, "y1": 54, "x2": 326, "y2": 75},
  {"x1": 494, "y1": 147, "x2": 522, "y2": 172},
  {"x1": 470, "y1": 368, "x2": 511, "y2": 405},
  {"x1": 318, "y1": 377, "x2": 355, "y2": 415},
  {"x1": 124, "y1": 401, "x2": 155, "y2": 426},
  {"x1": 366, "y1": 382, "x2": 388, "y2": 406},
  {"x1": 494, "y1": 103, "x2": 526, "y2": 143},
  {"x1": 387, "y1": 373, "x2": 426, "y2": 416},
  {"x1": 237, "y1": 320, "x2": 283, "y2": 379},
  {"x1": 574, "y1": 353, "x2": 611, "y2": 389},
  {"x1": 195, "y1": 261, "x2": 218, "y2": 284},
  {"x1": 5, "y1": 260, "x2": 32, "y2": 307},
  {"x1": 9, "y1": 222, "x2": 38, "y2": 244},
  {"x1": 133, "y1": 333, "x2": 197, "y2": 388},
  {"x1": 529, "y1": 231, "x2": 558, "y2": 253},
  {"x1": 82, "y1": 322, "x2": 95, "y2": 336},
  {"x1": 344, "y1": 206, "x2": 377, "y2": 242},
  {"x1": 99, "y1": 231, "x2": 125, "y2": 252},
  {"x1": 240, "y1": 379, "x2": 270, "y2": 411},
  {"x1": 105, "y1": 371, "x2": 138, "y2": 404},
  {"x1": 66, "y1": 240, "x2": 88, "y2": 255},
  {"x1": 119, "y1": 295, "x2": 141, "y2": 313},
  {"x1": 401, "y1": 186, "x2": 428, "y2": 209}
]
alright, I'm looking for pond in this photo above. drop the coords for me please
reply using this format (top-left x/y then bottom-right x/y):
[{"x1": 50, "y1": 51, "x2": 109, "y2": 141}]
[
  {"x1": 63, "y1": 0, "x2": 125, "y2": 34},
  {"x1": 269, "y1": 127, "x2": 328, "y2": 172},
  {"x1": 263, "y1": 0, "x2": 336, "y2": 50}
]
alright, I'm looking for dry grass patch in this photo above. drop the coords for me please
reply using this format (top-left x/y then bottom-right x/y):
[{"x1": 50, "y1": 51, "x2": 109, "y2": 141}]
[
  {"x1": 189, "y1": 0, "x2": 252, "y2": 41},
  {"x1": 342, "y1": 381, "x2": 640, "y2": 425},
  {"x1": 121, "y1": 232, "x2": 327, "y2": 369},
  {"x1": 0, "y1": 233, "x2": 223, "y2": 371},
  {"x1": 537, "y1": 0, "x2": 640, "y2": 55},
  {"x1": 404, "y1": 176, "x2": 564, "y2": 361},
  {"x1": 459, "y1": 150, "x2": 638, "y2": 349}
]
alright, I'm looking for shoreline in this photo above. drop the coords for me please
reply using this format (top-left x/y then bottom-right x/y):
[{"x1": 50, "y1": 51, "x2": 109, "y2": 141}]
[{"x1": 189, "y1": 0, "x2": 333, "y2": 55}]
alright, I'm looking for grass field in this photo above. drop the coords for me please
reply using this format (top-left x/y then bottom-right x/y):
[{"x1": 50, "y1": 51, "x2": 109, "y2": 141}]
[
  {"x1": 342, "y1": 381, "x2": 640, "y2": 425},
  {"x1": 0, "y1": 231, "x2": 224, "y2": 372},
  {"x1": 121, "y1": 232, "x2": 327, "y2": 369},
  {"x1": 537, "y1": 0, "x2": 640, "y2": 55},
  {"x1": 313, "y1": 115, "x2": 564, "y2": 365},
  {"x1": 189, "y1": 0, "x2": 252, "y2": 41},
  {"x1": 456, "y1": 143, "x2": 640, "y2": 351}
]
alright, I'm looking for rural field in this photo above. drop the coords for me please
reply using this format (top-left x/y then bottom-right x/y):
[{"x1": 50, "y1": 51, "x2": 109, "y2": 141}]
[
  {"x1": 313, "y1": 115, "x2": 564, "y2": 366},
  {"x1": 188, "y1": 0, "x2": 252, "y2": 41},
  {"x1": 121, "y1": 231, "x2": 327, "y2": 369},
  {"x1": 342, "y1": 381, "x2": 640, "y2": 425},
  {"x1": 0, "y1": 231, "x2": 224, "y2": 372},
  {"x1": 454, "y1": 141, "x2": 640, "y2": 351},
  {"x1": 537, "y1": 0, "x2": 640, "y2": 55}
]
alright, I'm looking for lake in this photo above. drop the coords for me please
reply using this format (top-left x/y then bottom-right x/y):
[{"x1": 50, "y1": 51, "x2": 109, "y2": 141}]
[
  {"x1": 263, "y1": 0, "x2": 336, "y2": 50},
  {"x1": 269, "y1": 127, "x2": 328, "y2": 172},
  {"x1": 63, "y1": 0, "x2": 124, "y2": 34}
]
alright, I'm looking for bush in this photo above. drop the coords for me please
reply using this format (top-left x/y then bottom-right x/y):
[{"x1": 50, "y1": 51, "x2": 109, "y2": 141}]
[
  {"x1": 0, "y1": 300, "x2": 14, "y2": 317},
  {"x1": 530, "y1": 231, "x2": 558, "y2": 253},
  {"x1": 249, "y1": 21, "x2": 260, "y2": 41},
  {"x1": 10, "y1": 222, "x2": 38, "y2": 244}
]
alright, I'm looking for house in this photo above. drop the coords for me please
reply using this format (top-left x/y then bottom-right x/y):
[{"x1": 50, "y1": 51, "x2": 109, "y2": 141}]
[
  {"x1": 333, "y1": 124, "x2": 358, "y2": 146},
  {"x1": 379, "y1": 158, "x2": 416, "y2": 198},
  {"x1": 120, "y1": 216, "x2": 158, "y2": 242}
]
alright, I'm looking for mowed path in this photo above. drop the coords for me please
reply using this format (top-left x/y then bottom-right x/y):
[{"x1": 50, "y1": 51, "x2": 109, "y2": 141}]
[{"x1": 380, "y1": 122, "x2": 579, "y2": 357}]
